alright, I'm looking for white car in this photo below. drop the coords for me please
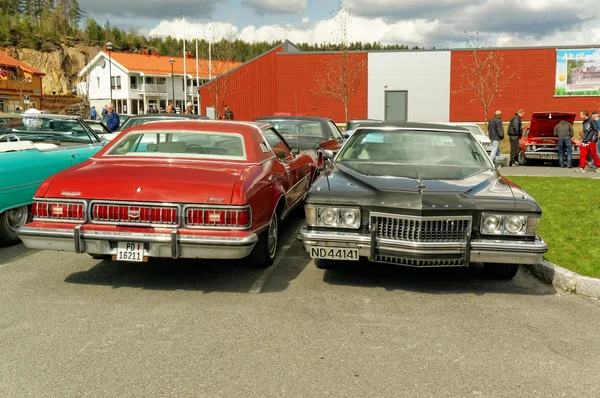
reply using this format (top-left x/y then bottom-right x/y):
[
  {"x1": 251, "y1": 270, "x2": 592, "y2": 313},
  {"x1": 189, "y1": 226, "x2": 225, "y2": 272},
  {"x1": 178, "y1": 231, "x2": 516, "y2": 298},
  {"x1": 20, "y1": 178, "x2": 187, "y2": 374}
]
[{"x1": 428, "y1": 122, "x2": 492, "y2": 154}]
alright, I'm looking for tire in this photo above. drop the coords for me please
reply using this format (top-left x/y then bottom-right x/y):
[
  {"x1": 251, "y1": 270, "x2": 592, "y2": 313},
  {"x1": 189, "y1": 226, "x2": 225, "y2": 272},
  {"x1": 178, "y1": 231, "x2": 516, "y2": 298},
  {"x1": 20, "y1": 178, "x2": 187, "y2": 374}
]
[
  {"x1": 483, "y1": 263, "x2": 519, "y2": 280},
  {"x1": 517, "y1": 151, "x2": 527, "y2": 166},
  {"x1": 0, "y1": 206, "x2": 30, "y2": 247},
  {"x1": 249, "y1": 211, "x2": 278, "y2": 268},
  {"x1": 315, "y1": 259, "x2": 339, "y2": 270}
]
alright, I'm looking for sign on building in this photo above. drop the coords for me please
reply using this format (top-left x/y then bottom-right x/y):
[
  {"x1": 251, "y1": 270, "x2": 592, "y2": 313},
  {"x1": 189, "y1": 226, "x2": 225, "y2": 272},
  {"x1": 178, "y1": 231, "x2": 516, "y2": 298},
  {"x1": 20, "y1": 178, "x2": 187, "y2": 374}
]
[
  {"x1": 555, "y1": 49, "x2": 600, "y2": 96},
  {"x1": 23, "y1": 95, "x2": 30, "y2": 104}
]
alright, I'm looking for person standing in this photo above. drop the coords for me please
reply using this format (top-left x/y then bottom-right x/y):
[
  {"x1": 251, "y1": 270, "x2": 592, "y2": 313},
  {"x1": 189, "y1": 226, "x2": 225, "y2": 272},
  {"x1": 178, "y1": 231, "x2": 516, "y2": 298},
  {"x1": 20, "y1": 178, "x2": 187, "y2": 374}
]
[
  {"x1": 487, "y1": 110, "x2": 504, "y2": 163},
  {"x1": 553, "y1": 119, "x2": 574, "y2": 168},
  {"x1": 507, "y1": 109, "x2": 524, "y2": 166},
  {"x1": 90, "y1": 106, "x2": 97, "y2": 120},
  {"x1": 223, "y1": 105, "x2": 234, "y2": 120},
  {"x1": 166, "y1": 103, "x2": 175, "y2": 114},
  {"x1": 106, "y1": 103, "x2": 120, "y2": 132},
  {"x1": 184, "y1": 102, "x2": 195, "y2": 114},
  {"x1": 576, "y1": 109, "x2": 600, "y2": 172}
]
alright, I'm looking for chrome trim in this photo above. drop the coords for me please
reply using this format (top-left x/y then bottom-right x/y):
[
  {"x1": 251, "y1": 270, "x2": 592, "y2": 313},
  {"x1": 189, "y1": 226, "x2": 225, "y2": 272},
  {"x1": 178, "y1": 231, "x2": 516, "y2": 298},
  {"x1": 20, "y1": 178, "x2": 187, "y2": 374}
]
[
  {"x1": 74, "y1": 225, "x2": 84, "y2": 253},
  {"x1": 89, "y1": 200, "x2": 181, "y2": 227},
  {"x1": 0, "y1": 181, "x2": 41, "y2": 192},
  {"x1": 32, "y1": 198, "x2": 88, "y2": 223},
  {"x1": 171, "y1": 229, "x2": 179, "y2": 259},
  {"x1": 525, "y1": 152, "x2": 580, "y2": 160},
  {"x1": 182, "y1": 204, "x2": 252, "y2": 230},
  {"x1": 479, "y1": 213, "x2": 537, "y2": 237}
]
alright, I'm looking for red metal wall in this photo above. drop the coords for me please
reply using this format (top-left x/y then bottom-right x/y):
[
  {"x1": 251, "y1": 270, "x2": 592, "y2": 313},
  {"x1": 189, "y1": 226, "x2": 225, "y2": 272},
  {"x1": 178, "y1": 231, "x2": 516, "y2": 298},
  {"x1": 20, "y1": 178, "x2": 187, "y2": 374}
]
[
  {"x1": 450, "y1": 48, "x2": 598, "y2": 122},
  {"x1": 198, "y1": 45, "x2": 283, "y2": 121},
  {"x1": 275, "y1": 52, "x2": 368, "y2": 123}
]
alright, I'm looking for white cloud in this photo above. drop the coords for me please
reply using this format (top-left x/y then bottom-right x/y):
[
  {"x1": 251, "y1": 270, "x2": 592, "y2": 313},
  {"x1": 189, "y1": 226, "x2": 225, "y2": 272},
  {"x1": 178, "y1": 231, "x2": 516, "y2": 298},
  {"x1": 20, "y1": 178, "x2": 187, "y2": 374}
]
[
  {"x1": 242, "y1": 0, "x2": 307, "y2": 15},
  {"x1": 146, "y1": 6, "x2": 600, "y2": 49}
]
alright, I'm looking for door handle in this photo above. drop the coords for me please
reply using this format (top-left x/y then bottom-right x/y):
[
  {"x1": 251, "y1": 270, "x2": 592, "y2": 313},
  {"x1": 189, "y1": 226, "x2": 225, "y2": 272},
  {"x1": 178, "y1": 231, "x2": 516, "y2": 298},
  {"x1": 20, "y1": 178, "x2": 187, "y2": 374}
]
[{"x1": 70, "y1": 153, "x2": 79, "y2": 158}]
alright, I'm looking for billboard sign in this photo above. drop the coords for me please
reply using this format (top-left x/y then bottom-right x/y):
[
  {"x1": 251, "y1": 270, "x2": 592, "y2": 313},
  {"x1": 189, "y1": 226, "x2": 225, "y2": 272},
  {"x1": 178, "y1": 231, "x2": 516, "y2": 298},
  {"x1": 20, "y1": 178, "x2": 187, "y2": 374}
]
[{"x1": 555, "y1": 48, "x2": 600, "y2": 96}]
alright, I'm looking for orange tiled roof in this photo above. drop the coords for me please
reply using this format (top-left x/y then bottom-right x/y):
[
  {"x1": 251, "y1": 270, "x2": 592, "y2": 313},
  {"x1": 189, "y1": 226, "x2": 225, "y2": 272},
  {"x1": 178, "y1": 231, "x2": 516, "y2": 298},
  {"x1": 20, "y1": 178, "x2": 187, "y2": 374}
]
[
  {"x1": 0, "y1": 51, "x2": 45, "y2": 75},
  {"x1": 105, "y1": 51, "x2": 241, "y2": 77}
]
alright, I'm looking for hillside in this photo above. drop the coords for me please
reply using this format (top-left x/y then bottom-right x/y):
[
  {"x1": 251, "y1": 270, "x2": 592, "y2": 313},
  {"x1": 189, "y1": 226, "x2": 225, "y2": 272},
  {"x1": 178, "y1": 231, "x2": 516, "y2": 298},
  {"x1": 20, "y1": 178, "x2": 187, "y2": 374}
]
[{"x1": 2, "y1": 44, "x2": 100, "y2": 95}]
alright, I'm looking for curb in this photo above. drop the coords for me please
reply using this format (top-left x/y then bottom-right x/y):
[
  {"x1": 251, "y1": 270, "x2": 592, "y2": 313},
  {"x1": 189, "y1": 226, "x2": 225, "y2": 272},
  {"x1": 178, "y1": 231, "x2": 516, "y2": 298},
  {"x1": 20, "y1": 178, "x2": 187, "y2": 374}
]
[{"x1": 526, "y1": 259, "x2": 600, "y2": 299}]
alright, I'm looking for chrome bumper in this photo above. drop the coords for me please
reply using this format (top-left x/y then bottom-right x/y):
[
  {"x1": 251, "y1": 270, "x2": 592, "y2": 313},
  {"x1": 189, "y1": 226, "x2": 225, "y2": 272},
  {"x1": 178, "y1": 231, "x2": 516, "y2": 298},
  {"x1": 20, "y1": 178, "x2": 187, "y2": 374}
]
[
  {"x1": 525, "y1": 152, "x2": 580, "y2": 160},
  {"x1": 298, "y1": 226, "x2": 548, "y2": 266},
  {"x1": 18, "y1": 226, "x2": 258, "y2": 260}
]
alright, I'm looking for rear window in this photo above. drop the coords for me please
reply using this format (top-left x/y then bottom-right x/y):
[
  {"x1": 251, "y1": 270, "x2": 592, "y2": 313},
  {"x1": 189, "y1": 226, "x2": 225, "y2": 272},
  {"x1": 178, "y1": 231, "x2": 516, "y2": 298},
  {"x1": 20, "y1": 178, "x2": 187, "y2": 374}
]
[
  {"x1": 106, "y1": 131, "x2": 246, "y2": 160},
  {"x1": 266, "y1": 120, "x2": 323, "y2": 138}
]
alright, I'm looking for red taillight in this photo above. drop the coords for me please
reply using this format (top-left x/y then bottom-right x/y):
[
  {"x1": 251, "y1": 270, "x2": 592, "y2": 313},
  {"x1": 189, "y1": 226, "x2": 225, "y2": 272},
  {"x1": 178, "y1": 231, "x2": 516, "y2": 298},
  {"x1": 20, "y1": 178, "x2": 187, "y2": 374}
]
[
  {"x1": 186, "y1": 207, "x2": 250, "y2": 228},
  {"x1": 317, "y1": 151, "x2": 324, "y2": 167},
  {"x1": 33, "y1": 201, "x2": 85, "y2": 221}
]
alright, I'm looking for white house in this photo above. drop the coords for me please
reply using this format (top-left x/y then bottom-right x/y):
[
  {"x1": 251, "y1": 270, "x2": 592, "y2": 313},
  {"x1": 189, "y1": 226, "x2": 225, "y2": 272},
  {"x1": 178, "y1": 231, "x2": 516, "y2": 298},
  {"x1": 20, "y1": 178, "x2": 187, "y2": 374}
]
[{"x1": 77, "y1": 49, "x2": 241, "y2": 115}]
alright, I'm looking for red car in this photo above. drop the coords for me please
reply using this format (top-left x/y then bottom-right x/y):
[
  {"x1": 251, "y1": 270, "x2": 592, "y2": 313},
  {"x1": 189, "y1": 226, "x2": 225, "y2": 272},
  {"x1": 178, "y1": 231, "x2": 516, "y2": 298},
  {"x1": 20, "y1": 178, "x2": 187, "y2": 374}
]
[
  {"x1": 518, "y1": 111, "x2": 580, "y2": 166},
  {"x1": 18, "y1": 120, "x2": 319, "y2": 267}
]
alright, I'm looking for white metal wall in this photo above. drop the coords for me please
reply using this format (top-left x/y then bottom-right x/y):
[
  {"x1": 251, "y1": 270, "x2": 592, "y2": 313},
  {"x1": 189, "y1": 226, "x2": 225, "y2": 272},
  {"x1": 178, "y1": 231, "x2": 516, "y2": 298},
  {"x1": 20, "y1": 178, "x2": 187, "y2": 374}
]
[{"x1": 367, "y1": 51, "x2": 451, "y2": 122}]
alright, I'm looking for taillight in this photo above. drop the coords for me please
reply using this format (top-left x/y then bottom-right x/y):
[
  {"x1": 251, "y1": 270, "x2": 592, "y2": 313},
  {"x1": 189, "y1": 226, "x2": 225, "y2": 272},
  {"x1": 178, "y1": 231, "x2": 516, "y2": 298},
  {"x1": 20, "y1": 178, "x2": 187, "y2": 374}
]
[
  {"x1": 186, "y1": 207, "x2": 251, "y2": 228},
  {"x1": 32, "y1": 200, "x2": 85, "y2": 222},
  {"x1": 317, "y1": 151, "x2": 324, "y2": 168}
]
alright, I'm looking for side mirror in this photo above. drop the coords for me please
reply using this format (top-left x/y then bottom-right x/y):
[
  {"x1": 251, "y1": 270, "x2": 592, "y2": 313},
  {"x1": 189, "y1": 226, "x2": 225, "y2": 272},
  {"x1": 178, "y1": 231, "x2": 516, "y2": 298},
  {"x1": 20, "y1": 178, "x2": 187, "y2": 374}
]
[
  {"x1": 290, "y1": 147, "x2": 300, "y2": 156},
  {"x1": 343, "y1": 132, "x2": 350, "y2": 139},
  {"x1": 276, "y1": 151, "x2": 287, "y2": 159},
  {"x1": 494, "y1": 155, "x2": 508, "y2": 167}
]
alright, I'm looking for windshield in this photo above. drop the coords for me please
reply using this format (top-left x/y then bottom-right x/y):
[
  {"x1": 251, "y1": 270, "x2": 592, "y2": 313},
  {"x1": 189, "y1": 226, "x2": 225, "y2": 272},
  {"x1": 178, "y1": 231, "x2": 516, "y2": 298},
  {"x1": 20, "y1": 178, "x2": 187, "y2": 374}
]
[
  {"x1": 0, "y1": 115, "x2": 99, "y2": 144},
  {"x1": 106, "y1": 130, "x2": 247, "y2": 160},
  {"x1": 264, "y1": 120, "x2": 323, "y2": 138},
  {"x1": 336, "y1": 129, "x2": 492, "y2": 179}
]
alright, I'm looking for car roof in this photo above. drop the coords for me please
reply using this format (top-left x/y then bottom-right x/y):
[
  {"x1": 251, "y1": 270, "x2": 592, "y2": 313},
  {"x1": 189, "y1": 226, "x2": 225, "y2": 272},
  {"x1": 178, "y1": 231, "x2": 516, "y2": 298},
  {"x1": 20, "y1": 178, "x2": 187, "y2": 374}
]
[
  {"x1": 255, "y1": 115, "x2": 331, "y2": 122},
  {"x1": 126, "y1": 114, "x2": 208, "y2": 119},
  {"x1": 355, "y1": 122, "x2": 470, "y2": 132}
]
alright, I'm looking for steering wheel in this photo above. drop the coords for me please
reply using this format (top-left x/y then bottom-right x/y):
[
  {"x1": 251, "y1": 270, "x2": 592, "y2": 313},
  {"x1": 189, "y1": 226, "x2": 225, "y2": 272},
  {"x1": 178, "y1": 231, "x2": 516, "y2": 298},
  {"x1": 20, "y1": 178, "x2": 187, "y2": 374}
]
[
  {"x1": 0, "y1": 133, "x2": 20, "y2": 142},
  {"x1": 186, "y1": 144, "x2": 205, "y2": 153}
]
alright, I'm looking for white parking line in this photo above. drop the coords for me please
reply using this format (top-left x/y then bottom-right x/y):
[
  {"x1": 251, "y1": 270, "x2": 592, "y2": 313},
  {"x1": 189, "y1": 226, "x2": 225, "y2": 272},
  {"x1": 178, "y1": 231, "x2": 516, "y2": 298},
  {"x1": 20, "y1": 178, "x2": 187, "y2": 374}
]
[{"x1": 248, "y1": 242, "x2": 294, "y2": 294}]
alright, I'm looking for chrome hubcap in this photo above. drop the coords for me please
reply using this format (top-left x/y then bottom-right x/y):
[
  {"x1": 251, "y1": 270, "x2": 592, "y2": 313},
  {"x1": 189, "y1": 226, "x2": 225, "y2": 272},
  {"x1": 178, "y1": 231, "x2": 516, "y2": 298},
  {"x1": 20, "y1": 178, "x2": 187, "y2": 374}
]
[
  {"x1": 267, "y1": 214, "x2": 278, "y2": 258},
  {"x1": 6, "y1": 206, "x2": 29, "y2": 232}
]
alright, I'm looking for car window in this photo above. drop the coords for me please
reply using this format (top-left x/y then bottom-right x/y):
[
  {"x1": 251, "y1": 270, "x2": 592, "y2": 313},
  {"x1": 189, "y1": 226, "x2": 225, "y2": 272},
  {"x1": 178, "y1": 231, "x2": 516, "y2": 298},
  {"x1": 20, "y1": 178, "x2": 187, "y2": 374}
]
[
  {"x1": 106, "y1": 131, "x2": 246, "y2": 160},
  {"x1": 0, "y1": 116, "x2": 97, "y2": 144},
  {"x1": 327, "y1": 121, "x2": 343, "y2": 139},
  {"x1": 262, "y1": 128, "x2": 292, "y2": 159},
  {"x1": 264, "y1": 120, "x2": 323, "y2": 138},
  {"x1": 120, "y1": 117, "x2": 186, "y2": 130}
]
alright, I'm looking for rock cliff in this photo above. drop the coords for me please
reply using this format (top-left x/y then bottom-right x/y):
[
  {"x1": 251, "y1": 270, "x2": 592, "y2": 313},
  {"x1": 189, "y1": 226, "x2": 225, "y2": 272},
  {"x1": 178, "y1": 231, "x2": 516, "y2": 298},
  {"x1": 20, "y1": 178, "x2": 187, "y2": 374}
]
[{"x1": 2, "y1": 44, "x2": 101, "y2": 95}]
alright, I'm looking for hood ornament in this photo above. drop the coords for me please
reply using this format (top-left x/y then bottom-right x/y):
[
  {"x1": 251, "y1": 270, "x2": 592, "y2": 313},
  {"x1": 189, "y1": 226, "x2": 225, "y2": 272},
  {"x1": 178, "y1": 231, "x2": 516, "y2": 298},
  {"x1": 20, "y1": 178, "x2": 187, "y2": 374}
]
[{"x1": 417, "y1": 179, "x2": 426, "y2": 193}]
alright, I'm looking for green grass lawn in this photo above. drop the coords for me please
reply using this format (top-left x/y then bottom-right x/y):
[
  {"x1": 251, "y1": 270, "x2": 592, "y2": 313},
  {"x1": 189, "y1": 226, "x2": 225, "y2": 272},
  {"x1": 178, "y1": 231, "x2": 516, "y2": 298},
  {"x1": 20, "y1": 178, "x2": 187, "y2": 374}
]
[{"x1": 508, "y1": 176, "x2": 600, "y2": 278}]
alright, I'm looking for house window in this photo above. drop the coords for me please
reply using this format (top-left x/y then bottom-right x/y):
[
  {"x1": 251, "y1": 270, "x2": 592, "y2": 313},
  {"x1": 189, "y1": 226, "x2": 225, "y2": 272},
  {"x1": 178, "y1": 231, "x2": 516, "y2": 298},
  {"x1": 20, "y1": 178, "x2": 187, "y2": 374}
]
[
  {"x1": 145, "y1": 77, "x2": 154, "y2": 84},
  {"x1": 130, "y1": 76, "x2": 138, "y2": 89},
  {"x1": 156, "y1": 77, "x2": 166, "y2": 84},
  {"x1": 111, "y1": 76, "x2": 121, "y2": 90}
]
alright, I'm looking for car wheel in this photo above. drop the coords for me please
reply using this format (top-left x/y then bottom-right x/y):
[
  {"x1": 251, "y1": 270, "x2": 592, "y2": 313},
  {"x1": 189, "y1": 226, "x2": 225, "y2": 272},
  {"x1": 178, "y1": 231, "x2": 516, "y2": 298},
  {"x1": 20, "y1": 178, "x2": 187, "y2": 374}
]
[
  {"x1": 517, "y1": 151, "x2": 527, "y2": 165},
  {"x1": 483, "y1": 263, "x2": 519, "y2": 279},
  {"x1": 249, "y1": 211, "x2": 278, "y2": 268},
  {"x1": 0, "y1": 206, "x2": 30, "y2": 247}
]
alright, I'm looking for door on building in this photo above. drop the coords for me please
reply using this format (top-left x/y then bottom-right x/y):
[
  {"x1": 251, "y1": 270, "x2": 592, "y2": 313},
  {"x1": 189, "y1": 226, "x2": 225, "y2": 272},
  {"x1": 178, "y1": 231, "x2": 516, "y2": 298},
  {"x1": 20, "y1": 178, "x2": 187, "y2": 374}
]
[{"x1": 384, "y1": 91, "x2": 408, "y2": 122}]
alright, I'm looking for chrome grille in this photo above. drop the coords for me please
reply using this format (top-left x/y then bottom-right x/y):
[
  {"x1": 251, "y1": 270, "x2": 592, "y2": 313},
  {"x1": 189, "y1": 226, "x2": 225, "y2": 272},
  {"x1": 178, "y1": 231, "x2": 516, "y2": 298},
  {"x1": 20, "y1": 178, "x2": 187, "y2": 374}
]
[
  {"x1": 371, "y1": 214, "x2": 471, "y2": 243},
  {"x1": 375, "y1": 255, "x2": 465, "y2": 267}
]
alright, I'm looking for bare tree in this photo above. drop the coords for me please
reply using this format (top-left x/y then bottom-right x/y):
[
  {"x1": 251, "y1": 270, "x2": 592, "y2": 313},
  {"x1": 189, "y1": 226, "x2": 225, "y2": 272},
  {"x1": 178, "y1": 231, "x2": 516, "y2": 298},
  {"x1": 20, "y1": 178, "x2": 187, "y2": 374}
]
[
  {"x1": 313, "y1": 3, "x2": 367, "y2": 123},
  {"x1": 197, "y1": 22, "x2": 245, "y2": 119},
  {"x1": 10, "y1": 66, "x2": 31, "y2": 108},
  {"x1": 452, "y1": 32, "x2": 519, "y2": 123}
]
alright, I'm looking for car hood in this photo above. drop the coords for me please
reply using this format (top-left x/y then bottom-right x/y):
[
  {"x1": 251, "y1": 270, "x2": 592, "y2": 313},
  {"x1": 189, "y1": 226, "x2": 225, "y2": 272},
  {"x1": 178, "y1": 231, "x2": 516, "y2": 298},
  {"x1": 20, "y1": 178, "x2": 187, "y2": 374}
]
[
  {"x1": 309, "y1": 163, "x2": 541, "y2": 212},
  {"x1": 528, "y1": 112, "x2": 576, "y2": 138},
  {"x1": 43, "y1": 159, "x2": 248, "y2": 205}
]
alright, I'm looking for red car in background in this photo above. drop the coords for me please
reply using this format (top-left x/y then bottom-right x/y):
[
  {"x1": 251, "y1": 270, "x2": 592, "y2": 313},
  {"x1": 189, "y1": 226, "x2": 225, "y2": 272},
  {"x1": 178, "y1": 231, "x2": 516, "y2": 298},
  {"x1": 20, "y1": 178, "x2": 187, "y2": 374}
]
[
  {"x1": 518, "y1": 111, "x2": 580, "y2": 166},
  {"x1": 18, "y1": 120, "x2": 319, "y2": 268}
]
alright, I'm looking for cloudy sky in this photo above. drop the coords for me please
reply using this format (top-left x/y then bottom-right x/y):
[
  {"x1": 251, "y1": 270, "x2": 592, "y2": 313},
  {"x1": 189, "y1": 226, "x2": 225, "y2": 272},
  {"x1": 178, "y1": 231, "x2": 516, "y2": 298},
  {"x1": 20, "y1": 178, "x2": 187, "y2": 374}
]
[{"x1": 79, "y1": 0, "x2": 600, "y2": 48}]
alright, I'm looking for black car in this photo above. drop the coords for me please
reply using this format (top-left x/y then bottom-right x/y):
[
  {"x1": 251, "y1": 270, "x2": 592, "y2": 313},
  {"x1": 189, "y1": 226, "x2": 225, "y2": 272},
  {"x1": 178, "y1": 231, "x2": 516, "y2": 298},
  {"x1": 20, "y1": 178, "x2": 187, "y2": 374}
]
[
  {"x1": 297, "y1": 122, "x2": 548, "y2": 279},
  {"x1": 344, "y1": 119, "x2": 383, "y2": 138},
  {"x1": 118, "y1": 113, "x2": 209, "y2": 131},
  {"x1": 254, "y1": 115, "x2": 344, "y2": 151}
]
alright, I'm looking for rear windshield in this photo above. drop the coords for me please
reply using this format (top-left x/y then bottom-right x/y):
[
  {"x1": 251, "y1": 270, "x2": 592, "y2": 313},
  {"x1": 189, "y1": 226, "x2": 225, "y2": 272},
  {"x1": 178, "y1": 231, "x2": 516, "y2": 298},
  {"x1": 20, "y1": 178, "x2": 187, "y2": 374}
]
[
  {"x1": 265, "y1": 120, "x2": 323, "y2": 138},
  {"x1": 106, "y1": 131, "x2": 247, "y2": 160}
]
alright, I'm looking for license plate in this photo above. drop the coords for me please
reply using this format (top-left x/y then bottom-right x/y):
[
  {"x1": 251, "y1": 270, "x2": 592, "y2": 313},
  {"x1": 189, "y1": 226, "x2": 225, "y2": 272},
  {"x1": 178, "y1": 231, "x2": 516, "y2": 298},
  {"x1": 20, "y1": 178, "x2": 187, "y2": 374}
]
[
  {"x1": 542, "y1": 154, "x2": 557, "y2": 159},
  {"x1": 309, "y1": 247, "x2": 359, "y2": 261},
  {"x1": 115, "y1": 241, "x2": 145, "y2": 262}
]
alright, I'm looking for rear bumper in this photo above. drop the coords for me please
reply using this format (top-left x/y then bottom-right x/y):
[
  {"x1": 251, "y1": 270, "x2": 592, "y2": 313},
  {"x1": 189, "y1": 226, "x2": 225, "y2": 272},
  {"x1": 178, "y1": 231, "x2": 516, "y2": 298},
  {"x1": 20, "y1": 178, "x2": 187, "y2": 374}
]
[
  {"x1": 18, "y1": 225, "x2": 258, "y2": 260},
  {"x1": 298, "y1": 226, "x2": 548, "y2": 266}
]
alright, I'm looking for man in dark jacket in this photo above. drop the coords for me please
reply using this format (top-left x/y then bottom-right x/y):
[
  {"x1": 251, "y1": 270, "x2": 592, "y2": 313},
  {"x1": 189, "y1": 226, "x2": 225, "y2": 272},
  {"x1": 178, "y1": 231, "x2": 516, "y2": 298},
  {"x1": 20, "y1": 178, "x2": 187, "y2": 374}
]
[
  {"x1": 106, "y1": 103, "x2": 120, "y2": 132},
  {"x1": 507, "y1": 109, "x2": 524, "y2": 166},
  {"x1": 553, "y1": 119, "x2": 574, "y2": 168},
  {"x1": 577, "y1": 109, "x2": 600, "y2": 172},
  {"x1": 487, "y1": 110, "x2": 504, "y2": 163},
  {"x1": 223, "y1": 105, "x2": 234, "y2": 120}
]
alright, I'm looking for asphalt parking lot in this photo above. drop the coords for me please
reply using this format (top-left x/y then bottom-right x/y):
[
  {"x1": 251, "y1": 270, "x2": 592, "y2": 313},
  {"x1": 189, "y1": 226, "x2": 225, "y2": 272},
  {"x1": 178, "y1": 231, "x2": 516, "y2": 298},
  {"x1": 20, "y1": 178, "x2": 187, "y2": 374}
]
[{"x1": 2, "y1": 205, "x2": 600, "y2": 397}]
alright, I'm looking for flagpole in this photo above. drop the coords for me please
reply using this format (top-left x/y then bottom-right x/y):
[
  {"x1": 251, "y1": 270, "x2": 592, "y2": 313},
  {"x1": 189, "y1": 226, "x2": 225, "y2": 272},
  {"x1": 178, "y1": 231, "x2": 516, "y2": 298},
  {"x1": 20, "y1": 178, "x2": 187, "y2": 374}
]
[
  {"x1": 182, "y1": 15, "x2": 186, "y2": 113},
  {"x1": 195, "y1": 35, "x2": 199, "y2": 114}
]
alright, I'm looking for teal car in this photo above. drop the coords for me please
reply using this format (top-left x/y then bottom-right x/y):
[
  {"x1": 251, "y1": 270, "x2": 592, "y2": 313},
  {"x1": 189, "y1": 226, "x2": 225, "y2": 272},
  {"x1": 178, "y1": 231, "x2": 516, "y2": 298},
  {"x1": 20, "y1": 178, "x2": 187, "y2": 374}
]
[{"x1": 0, "y1": 114, "x2": 105, "y2": 246}]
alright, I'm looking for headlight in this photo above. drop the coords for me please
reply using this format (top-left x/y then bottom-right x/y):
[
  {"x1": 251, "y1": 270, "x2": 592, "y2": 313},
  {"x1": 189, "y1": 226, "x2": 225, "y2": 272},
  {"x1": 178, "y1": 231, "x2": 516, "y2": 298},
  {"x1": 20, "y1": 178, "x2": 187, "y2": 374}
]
[
  {"x1": 572, "y1": 145, "x2": 579, "y2": 152},
  {"x1": 305, "y1": 205, "x2": 361, "y2": 229},
  {"x1": 526, "y1": 145, "x2": 531, "y2": 151},
  {"x1": 480, "y1": 214, "x2": 539, "y2": 236}
]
